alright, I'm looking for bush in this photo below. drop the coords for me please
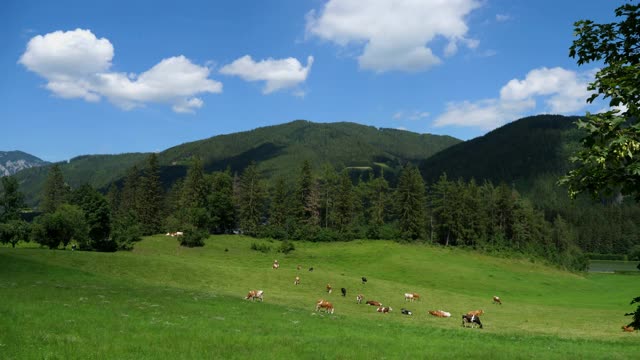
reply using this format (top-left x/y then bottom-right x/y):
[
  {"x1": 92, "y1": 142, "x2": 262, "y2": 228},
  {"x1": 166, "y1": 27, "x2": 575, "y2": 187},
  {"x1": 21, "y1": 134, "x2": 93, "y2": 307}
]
[
  {"x1": 180, "y1": 227, "x2": 208, "y2": 247},
  {"x1": 278, "y1": 240, "x2": 295, "y2": 254},
  {"x1": 250, "y1": 242, "x2": 272, "y2": 253},
  {"x1": 628, "y1": 245, "x2": 640, "y2": 261}
]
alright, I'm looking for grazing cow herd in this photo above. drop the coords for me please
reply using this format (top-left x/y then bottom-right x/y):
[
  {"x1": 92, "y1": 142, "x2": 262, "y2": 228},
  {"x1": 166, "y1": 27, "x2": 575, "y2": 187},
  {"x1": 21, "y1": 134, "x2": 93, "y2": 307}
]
[
  {"x1": 240, "y1": 259, "x2": 639, "y2": 334},
  {"x1": 165, "y1": 232, "x2": 184, "y2": 237},
  {"x1": 241, "y1": 260, "x2": 520, "y2": 331}
]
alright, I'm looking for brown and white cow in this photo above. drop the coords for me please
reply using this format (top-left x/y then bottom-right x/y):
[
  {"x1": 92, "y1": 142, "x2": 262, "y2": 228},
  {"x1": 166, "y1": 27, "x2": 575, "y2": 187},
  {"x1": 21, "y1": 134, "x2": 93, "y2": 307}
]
[
  {"x1": 245, "y1": 290, "x2": 264, "y2": 302},
  {"x1": 366, "y1": 300, "x2": 382, "y2": 307},
  {"x1": 377, "y1": 306, "x2": 392, "y2": 313},
  {"x1": 326, "y1": 284, "x2": 333, "y2": 293},
  {"x1": 316, "y1": 300, "x2": 334, "y2": 314},
  {"x1": 356, "y1": 294, "x2": 364, "y2": 304},
  {"x1": 429, "y1": 310, "x2": 451, "y2": 318},
  {"x1": 294, "y1": 276, "x2": 300, "y2": 285},
  {"x1": 492, "y1": 296, "x2": 502, "y2": 305},
  {"x1": 272, "y1": 260, "x2": 279, "y2": 269},
  {"x1": 404, "y1": 293, "x2": 420, "y2": 302}
]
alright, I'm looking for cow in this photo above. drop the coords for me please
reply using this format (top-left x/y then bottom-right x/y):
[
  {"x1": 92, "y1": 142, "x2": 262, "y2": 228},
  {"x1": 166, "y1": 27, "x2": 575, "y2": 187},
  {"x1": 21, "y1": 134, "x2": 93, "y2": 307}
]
[
  {"x1": 316, "y1": 300, "x2": 334, "y2": 314},
  {"x1": 245, "y1": 290, "x2": 264, "y2": 302},
  {"x1": 341, "y1": 288, "x2": 347, "y2": 297},
  {"x1": 404, "y1": 293, "x2": 420, "y2": 302},
  {"x1": 366, "y1": 300, "x2": 382, "y2": 307},
  {"x1": 429, "y1": 310, "x2": 451, "y2": 318},
  {"x1": 272, "y1": 260, "x2": 280, "y2": 270},
  {"x1": 467, "y1": 310, "x2": 484, "y2": 317},
  {"x1": 175, "y1": 231, "x2": 184, "y2": 236},
  {"x1": 294, "y1": 276, "x2": 300, "y2": 285},
  {"x1": 326, "y1": 284, "x2": 332, "y2": 293},
  {"x1": 493, "y1": 296, "x2": 502, "y2": 305},
  {"x1": 622, "y1": 325, "x2": 635, "y2": 332},
  {"x1": 356, "y1": 294, "x2": 364, "y2": 304},
  {"x1": 361, "y1": 277, "x2": 368, "y2": 284},
  {"x1": 297, "y1": 265, "x2": 302, "y2": 270},
  {"x1": 377, "y1": 306, "x2": 392, "y2": 313},
  {"x1": 309, "y1": 267, "x2": 314, "y2": 272},
  {"x1": 462, "y1": 314, "x2": 483, "y2": 329},
  {"x1": 401, "y1": 308, "x2": 413, "y2": 315}
]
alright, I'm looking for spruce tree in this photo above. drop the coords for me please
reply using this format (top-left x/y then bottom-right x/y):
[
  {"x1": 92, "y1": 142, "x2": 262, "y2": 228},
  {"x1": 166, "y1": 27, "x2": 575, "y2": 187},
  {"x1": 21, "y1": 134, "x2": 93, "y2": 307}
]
[
  {"x1": 395, "y1": 164, "x2": 426, "y2": 241},
  {"x1": 42, "y1": 164, "x2": 69, "y2": 213},
  {"x1": 295, "y1": 160, "x2": 320, "y2": 227},
  {"x1": 334, "y1": 169, "x2": 354, "y2": 233},
  {"x1": 208, "y1": 170, "x2": 235, "y2": 233},
  {"x1": 237, "y1": 162, "x2": 266, "y2": 235},
  {"x1": 269, "y1": 176, "x2": 290, "y2": 228},
  {"x1": 366, "y1": 173, "x2": 389, "y2": 238},
  {"x1": 1, "y1": 176, "x2": 25, "y2": 221},
  {"x1": 138, "y1": 154, "x2": 164, "y2": 235},
  {"x1": 120, "y1": 165, "x2": 141, "y2": 218},
  {"x1": 181, "y1": 156, "x2": 208, "y2": 209}
]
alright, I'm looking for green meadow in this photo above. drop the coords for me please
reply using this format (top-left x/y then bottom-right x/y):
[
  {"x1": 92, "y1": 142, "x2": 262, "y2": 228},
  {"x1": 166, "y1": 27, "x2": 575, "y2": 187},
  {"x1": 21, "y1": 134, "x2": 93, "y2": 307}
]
[{"x1": 1, "y1": 236, "x2": 638, "y2": 359}]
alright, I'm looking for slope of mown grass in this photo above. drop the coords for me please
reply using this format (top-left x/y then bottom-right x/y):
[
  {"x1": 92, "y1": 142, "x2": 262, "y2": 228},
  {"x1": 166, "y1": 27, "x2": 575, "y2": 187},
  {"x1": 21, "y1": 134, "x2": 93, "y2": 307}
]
[{"x1": 1, "y1": 236, "x2": 638, "y2": 359}]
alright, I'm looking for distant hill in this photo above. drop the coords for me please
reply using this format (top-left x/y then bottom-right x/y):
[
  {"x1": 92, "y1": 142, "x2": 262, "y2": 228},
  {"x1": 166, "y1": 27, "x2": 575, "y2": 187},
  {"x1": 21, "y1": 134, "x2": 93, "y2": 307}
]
[
  {"x1": 419, "y1": 115, "x2": 583, "y2": 188},
  {"x1": 15, "y1": 120, "x2": 461, "y2": 206},
  {"x1": 0, "y1": 151, "x2": 48, "y2": 176}
]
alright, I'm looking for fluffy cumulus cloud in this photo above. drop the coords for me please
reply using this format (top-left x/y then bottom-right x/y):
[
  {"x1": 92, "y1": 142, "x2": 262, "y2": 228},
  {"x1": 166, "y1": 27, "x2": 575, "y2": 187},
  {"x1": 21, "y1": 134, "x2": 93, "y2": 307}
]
[
  {"x1": 220, "y1": 55, "x2": 314, "y2": 94},
  {"x1": 19, "y1": 29, "x2": 222, "y2": 113},
  {"x1": 433, "y1": 67, "x2": 594, "y2": 130},
  {"x1": 306, "y1": 0, "x2": 481, "y2": 72}
]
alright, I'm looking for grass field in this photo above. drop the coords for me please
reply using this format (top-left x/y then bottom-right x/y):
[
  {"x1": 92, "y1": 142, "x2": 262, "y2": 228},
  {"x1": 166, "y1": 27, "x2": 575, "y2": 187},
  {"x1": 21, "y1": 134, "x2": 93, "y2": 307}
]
[
  {"x1": 1, "y1": 236, "x2": 638, "y2": 359},
  {"x1": 589, "y1": 260, "x2": 640, "y2": 273}
]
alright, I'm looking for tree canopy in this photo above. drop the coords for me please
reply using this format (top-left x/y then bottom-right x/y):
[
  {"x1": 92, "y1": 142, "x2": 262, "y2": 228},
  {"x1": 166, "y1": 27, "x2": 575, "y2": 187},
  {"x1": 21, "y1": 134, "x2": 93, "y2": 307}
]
[{"x1": 560, "y1": 2, "x2": 640, "y2": 200}]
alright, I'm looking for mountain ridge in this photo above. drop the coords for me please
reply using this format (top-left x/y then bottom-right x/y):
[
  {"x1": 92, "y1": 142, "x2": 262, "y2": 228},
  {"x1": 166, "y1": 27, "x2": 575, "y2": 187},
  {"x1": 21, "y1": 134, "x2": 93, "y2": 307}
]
[{"x1": 0, "y1": 150, "x2": 49, "y2": 176}]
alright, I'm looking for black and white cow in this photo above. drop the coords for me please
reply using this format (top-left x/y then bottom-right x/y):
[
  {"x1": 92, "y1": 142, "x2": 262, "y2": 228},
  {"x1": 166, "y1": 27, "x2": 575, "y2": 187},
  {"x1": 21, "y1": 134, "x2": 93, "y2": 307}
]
[
  {"x1": 361, "y1": 277, "x2": 368, "y2": 284},
  {"x1": 401, "y1": 308, "x2": 413, "y2": 315},
  {"x1": 341, "y1": 287, "x2": 347, "y2": 297},
  {"x1": 461, "y1": 314, "x2": 483, "y2": 329}
]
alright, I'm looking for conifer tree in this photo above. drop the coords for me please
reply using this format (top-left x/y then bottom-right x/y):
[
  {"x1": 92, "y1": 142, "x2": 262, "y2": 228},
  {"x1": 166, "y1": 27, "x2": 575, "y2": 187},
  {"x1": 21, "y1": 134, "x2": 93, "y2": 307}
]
[
  {"x1": 319, "y1": 163, "x2": 339, "y2": 228},
  {"x1": 237, "y1": 162, "x2": 266, "y2": 235},
  {"x1": 42, "y1": 164, "x2": 69, "y2": 213},
  {"x1": 295, "y1": 160, "x2": 320, "y2": 227},
  {"x1": 269, "y1": 176, "x2": 290, "y2": 228},
  {"x1": 138, "y1": 153, "x2": 164, "y2": 235},
  {"x1": 181, "y1": 156, "x2": 208, "y2": 209},
  {"x1": 366, "y1": 173, "x2": 389, "y2": 238},
  {"x1": 208, "y1": 170, "x2": 235, "y2": 233},
  {"x1": 1, "y1": 176, "x2": 25, "y2": 221},
  {"x1": 395, "y1": 164, "x2": 426, "y2": 240},
  {"x1": 334, "y1": 169, "x2": 354, "y2": 233},
  {"x1": 119, "y1": 165, "x2": 141, "y2": 218}
]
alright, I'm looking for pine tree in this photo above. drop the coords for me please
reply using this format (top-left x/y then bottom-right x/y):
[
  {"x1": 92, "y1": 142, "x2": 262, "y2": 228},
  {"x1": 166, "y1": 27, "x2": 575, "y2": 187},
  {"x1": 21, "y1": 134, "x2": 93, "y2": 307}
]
[
  {"x1": 237, "y1": 162, "x2": 266, "y2": 235},
  {"x1": 42, "y1": 164, "x2": 69, "y2": 213},
  {"x1": 319, "y1": 163, "x2": 339, "y2": 229},
  {"x1": 1, "y1": 176, "x2": 25, "y2": 221},
  {"x1": 366, "y1": 173, "x2": 389, "y2": 238},
  {"x1": 269, "y1": 176, "x2": 290, "y2": 228},
  {"x1": 295, "y1": 160, "x2": 320, "y2": 227},
  {"x1": 334, "y1": 169, "x2": 354, "y2": 233},
  {"x1": 395, "y1": 164, "x2": 426, "y2": 241},
  {"x1": 120, "y1": 165, "x2": 141, "y2": 218},
  {"x1": 181, "y1": 156, "x2": 208, "y2": 209},
  {"x1": 138, "y1": 154, "x2": 164, "y2": 235},
  {"x1": 208, "y1": 170, "x2": 235, "y2": 233}
]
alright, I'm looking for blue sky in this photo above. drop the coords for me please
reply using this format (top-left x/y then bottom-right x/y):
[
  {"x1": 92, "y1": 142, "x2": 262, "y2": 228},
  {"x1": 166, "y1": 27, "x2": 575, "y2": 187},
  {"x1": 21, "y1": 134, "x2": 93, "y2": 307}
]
[{"x1": 1, "y1": 0, "x2": 621, "y2": 162}]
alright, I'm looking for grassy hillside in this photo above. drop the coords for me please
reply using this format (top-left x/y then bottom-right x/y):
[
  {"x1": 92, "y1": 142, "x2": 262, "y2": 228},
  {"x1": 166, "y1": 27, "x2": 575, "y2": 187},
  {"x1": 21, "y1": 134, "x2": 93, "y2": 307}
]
[
  {"x1": 1, "y1": 236, "x2": 637, "y2": 359},
  {"x1": 15, "y1": 120, "x2": 460, "y2": 206}
]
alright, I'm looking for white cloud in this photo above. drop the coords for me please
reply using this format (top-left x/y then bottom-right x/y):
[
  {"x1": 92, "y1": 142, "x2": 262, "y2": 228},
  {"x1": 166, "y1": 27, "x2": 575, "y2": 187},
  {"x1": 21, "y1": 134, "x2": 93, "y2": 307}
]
[
  {"x1": 393, "y1": 110, "x2": 430, "y2": 121},
  {"x1": 19, "y1": 29, "x2": 222, "y2": 113},
  {"x1": 220, "y1": 55, "x2": 314, "y2": 94},
  {"x1": 306, "y1": 0, "x2": 481, "y2": 72},
  {"x1": 433, "y1": 67, "x2": 594, "y2": 130}
]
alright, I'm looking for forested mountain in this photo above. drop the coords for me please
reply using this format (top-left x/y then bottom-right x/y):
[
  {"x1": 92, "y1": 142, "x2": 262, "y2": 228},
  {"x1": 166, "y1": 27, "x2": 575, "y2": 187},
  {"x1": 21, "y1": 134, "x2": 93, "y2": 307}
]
[
  {"x1": 0, "y1": 151, "x2": 48, "y2": 176},
  {"x1": 419, "y1": 115, "x2": 583, "y2": 186},
  {"x1": 14, "y1": 120, "x2": 461, "y2": 205}
]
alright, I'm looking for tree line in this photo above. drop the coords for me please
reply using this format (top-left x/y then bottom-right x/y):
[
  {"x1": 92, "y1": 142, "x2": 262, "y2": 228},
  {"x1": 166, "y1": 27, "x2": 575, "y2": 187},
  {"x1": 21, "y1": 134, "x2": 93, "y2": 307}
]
[{"x1": 1, "y1": 154, "x2": 590, "y2": 271}]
